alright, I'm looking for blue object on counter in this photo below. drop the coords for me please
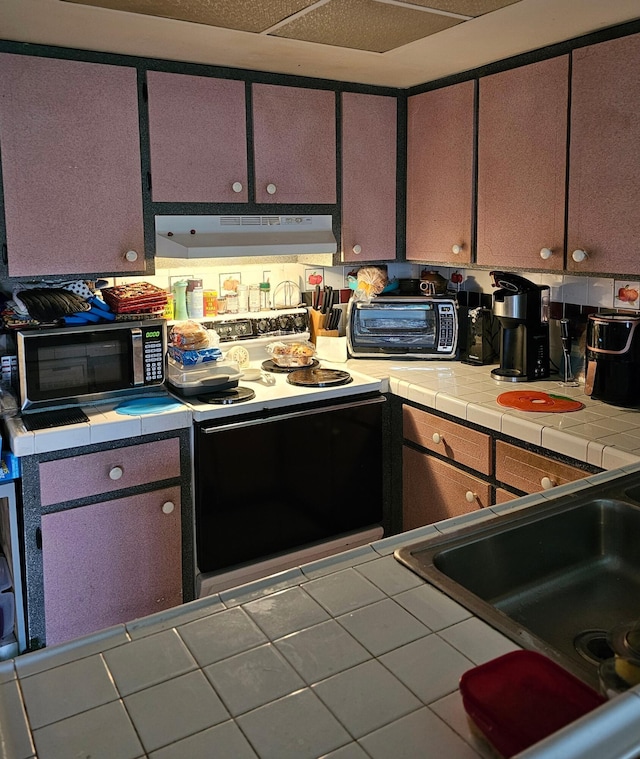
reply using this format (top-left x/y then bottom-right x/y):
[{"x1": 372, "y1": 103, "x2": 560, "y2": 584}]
[
  {"x1": 0, "y1": 453, "x2": 20, "y2": 482},
  {"x1": 114, "y1": 397, "x2": 184, "y2": 416}
]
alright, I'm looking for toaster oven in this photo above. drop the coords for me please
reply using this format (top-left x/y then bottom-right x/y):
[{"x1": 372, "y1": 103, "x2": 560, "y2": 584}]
[{"x1": 347, "y1": 296, "x2": 458, "y2": 359}]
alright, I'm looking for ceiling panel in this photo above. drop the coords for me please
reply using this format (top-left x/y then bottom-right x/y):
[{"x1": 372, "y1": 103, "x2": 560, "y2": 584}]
[
  {"x1": 403, "y1": 0, "x2": 521, "y2": 17},
  {"x1": 270, "y1": 0, "x2": 462, "y2": 53},
  {"x1": 61, "y1": 0, "x2": 320, "y2": 33}
]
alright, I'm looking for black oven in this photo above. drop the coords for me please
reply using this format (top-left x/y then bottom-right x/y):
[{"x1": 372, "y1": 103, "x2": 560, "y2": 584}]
[{"x1": 194, "y1": 393, "x2": 387, "y2": 593}]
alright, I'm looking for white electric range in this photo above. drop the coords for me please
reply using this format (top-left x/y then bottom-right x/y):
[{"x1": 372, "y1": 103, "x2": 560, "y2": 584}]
[
  {"x1": 174, "y1": 307, "x2": 383, "y2": 423},
  {"x1": 172, "y1": 308, "x2": 387, "y2": 597}
]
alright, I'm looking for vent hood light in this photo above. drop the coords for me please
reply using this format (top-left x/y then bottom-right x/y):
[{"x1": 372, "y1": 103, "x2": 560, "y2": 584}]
[{"x1": 155, "y1": 215, "x2": 337, "y2": 260}]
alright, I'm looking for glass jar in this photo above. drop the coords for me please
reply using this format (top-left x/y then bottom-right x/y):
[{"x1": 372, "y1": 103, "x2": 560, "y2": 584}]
[
  {"x1": 248, "y1": 284, "x2": 260, "y2": 312},
  {"x1": 226, "y1": 292, "x2": 239, "y2": 314},
  {"x1": 216, "y1": 295, "x2": 227, "y2": 314},
  {"x1": 259, "y1": 281, "x2": 271, "y2": 311},
  {"x1": 237, "y1": 284, "x2": 248, "y2": 313}
]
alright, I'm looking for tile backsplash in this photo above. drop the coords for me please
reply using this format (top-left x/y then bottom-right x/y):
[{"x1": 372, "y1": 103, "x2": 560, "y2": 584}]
[{"x1": 116, "y1": 261, "x2": 636, "y2": 384}]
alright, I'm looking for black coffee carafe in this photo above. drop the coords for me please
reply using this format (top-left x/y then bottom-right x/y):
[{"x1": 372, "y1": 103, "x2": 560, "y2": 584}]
[{"x1": 489, "y1": 271, "x2": 550, "y2": 382}]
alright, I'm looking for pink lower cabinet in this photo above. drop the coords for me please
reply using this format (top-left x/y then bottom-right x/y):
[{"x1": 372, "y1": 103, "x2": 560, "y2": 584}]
[
  {"x1": 403, "y1": 446, "x2": 490, "y2": 531},
  {"x1": 41, "y1": 486, "x2": 182, "y2": 646}
]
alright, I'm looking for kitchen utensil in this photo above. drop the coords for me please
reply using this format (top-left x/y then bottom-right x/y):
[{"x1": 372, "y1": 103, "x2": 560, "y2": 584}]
[
  {"x1": 313, "y1": 284, "x2": 321, "y2": 310},
  {"x1": 559, "y1": 318, "x2": 579, "y2": 386},
  {"x1": 420, "y1": 270, "x2": 448, "y2": 295},
  {"x1": 272, "y1": 280, "x2": 301, "y2": 309}
]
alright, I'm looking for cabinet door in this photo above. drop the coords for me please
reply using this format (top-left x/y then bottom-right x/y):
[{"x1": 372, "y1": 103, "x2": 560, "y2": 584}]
[
  {"x1": 403, "y1": 446, "x2": 490, "y2": 531},
  {"x1": 0, "y1": 54, "x2": 144, "y2": 277},
  {"x1": 477, "y1": 57, "x2": 568, "y2": 270},
  {"x1": 567, "y1": 33, "x2": 640, "y2": 275},
  {"x1": 341, "y1": 93, "x2": 397, "y2": 262},
  {"x1": 406, "y1": 81, "x2": 474, "y2": 264},
  {"x1": 147, "y1": 71, "x2": 248, "y2": 202},
  {"x1": 252, "y1": 83, "x2": 336, "y2": 204},
  {"x1": 42, "y1": 487, "x2": 182, "y2": 646}
]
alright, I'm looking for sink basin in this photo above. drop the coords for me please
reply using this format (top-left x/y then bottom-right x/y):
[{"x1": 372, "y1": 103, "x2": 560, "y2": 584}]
[{"x1": 396, "y1": 474, "x2": 640, "y2": 688}]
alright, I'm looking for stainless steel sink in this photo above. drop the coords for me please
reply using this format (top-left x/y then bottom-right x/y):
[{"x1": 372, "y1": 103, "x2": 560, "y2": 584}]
[{"x1": 395, "y1": 473, "x2": 640, "y2": 688}]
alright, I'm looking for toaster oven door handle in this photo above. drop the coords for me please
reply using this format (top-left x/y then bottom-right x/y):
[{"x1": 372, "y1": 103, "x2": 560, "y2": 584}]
[{"x1": 131, "y1": 328, "x2": 144, "y2": 385}]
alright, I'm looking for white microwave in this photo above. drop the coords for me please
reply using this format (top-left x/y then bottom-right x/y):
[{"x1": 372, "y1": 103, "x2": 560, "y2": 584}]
[{"x1": 347, "y1": 296, "x2": 458, "y2": 359}]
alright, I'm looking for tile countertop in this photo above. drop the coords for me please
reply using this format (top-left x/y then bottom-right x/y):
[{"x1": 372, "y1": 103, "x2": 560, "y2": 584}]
[
  {"x1": 3, "y1": 467, "x2": 640, "y2": 759},
  {"x1": 5, "y1": 360, "x2": 640, "y2": 467},
  {"x1": 347, "y1": 358, "x2": 640, "y2": 470}
]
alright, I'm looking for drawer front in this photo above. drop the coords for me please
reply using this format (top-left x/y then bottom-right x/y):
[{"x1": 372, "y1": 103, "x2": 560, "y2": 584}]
[
  {"x1": 494, "y1": 487, "x2": 520, "y2": 506},
  {"x1": 403, "y1": 446, "x2": 491, "y2": 531},
  {"x1": 403, "y1": 405, "x2": 492, "y2": 475},
  {"x1": 496, "y1": 441, "x2": 587, "y2": 494},
  {"x1": 39, "y1": 437, "x2": 181, "y2": 506}
]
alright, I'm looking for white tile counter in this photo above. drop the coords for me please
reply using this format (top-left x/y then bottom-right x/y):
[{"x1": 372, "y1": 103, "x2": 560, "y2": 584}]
[
  {"x1": 3, "y1": 472, "x2": 640, "y2": 759},
  {"x1": 347, "y1": 358, "x2": 640, "y2": 469}
]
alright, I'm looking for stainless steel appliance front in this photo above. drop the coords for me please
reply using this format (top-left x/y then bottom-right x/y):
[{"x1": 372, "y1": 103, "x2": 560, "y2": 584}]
[
  {"x1": 16, "y1": 319, "x2": 166, "y2": 411},
  {"x1": 347, "y1": 296, "x2": 458, "y2": 359}
]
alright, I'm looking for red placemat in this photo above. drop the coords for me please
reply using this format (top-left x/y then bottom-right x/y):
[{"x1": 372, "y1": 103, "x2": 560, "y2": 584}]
[{"x1": 497, "y1": 390, "x2": 584, "y2": 412}]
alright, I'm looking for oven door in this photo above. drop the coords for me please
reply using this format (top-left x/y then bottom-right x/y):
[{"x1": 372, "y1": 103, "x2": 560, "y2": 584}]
[{"x1": 194, "y1": 394, "x2": 386, "y2": 579}]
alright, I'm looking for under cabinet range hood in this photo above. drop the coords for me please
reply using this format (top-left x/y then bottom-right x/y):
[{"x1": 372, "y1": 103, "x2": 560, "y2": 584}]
[{"x1": 155, "y1": 215, "x2": 337, "y2": 259}]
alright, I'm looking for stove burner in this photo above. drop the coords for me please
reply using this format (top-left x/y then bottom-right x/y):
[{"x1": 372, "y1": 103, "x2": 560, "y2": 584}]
[
  {"x1": 287, "y1": 368, "x2": 352, "y2": 388},
  {"x1": 261, "y1": 359, "x2": 319, "y2": 374},
  {"x1": 196, "y1": 386, "x2": 256, "y2": 405}
]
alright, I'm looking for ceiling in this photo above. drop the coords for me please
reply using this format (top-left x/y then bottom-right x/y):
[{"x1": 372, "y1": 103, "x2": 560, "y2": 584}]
[{"x1": 1, "y1": 0, "x2": 640, "y2": 87}]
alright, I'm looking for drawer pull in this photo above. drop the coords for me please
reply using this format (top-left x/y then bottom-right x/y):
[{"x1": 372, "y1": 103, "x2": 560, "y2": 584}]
[
  {"x1": 432, "y1": 433, "x2": 444, "y2": 445},
  {"x1": 465, "y1": 491, "x2": 477, "y2": 503},
  {"x1": 541, "y1": 476, "x2": 556, "y2": 490},
  {"x1": 109, "y1": 466, "x2": 124, "y2": 481},
  {"x1": 266, "y1": 183, "x2": 277, "y2": 195},
  {"x1": 162, "y1": 501, "x2": 175, "y2": 514}
]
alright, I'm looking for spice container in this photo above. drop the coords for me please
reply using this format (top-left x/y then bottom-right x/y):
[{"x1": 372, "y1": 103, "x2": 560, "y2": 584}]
[
  {"x1": 173, "y1": 281, "x2": 188, "y2": 321},
  {"x1": 226, "y1": 292, "x2": 239, "y2": 314},
  {"x1": 237, "y1": 284, "x2": 248, "y2": 313},
  {"x1": 203, "y1": 290, "x2": 218, "y2": 316},
  {"x1": 248, "y1": 284, "x2": 260, "y2": 312},
  {"x1": 259, "y1": 281, "x2": 271, "y2": 310},
  {"x1": 216, "y1": 295, "x2": 227, "y2": 314},
  {"x1": 186, "y1": 279, "x2": 204, "y2": 318}
]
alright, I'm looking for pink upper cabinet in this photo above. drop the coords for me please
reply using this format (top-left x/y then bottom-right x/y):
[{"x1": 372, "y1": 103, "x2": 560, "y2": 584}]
[
  {"x1": 568, "y1": 33, "x2": 640, "y2": 275},
  {"x1": 342, "y1": 92, "x2": 397, "y2": 262},
  {"x1": 0, "y1": 54, "x2": 144, "y2": 277},
  {"x1": 146, "y1": 71, "x2": 248, "y2": 202},
  {"x1": 477, "y1": 56, "x2": 569, "y2": 271},
  {"x1": 406, "y1": 81, "x2": 474, "y2": 264},
  {"x1": 252, "y1": 83, "x2": 336, "y2": 204}
]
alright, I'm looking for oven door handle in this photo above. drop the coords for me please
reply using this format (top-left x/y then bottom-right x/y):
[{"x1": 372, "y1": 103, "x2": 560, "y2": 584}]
[{"x1": 200, "y1": 394, "x2": 386, "y2": 434}]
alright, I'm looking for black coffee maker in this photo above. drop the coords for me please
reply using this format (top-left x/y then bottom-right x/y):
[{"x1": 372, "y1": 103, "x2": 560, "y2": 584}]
[{"x1": 490, "y1": 271, "x2": 550, "y2": 382}]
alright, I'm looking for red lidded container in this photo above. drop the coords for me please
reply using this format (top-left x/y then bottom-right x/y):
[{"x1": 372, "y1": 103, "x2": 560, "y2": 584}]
[{"x1": 459, "y1": 650, "x2": 606, "y2": 758}]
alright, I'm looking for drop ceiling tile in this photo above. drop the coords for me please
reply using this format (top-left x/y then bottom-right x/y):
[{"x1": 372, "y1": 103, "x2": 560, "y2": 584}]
[
  {"x1": 401, "y1": 0, "x2": 522, "y2": 18},
  {"x1": 270, "y1": 0, "x2": 463, "y2": 53},
  {"x1": 61, "y1": 0, "x2": 319, "y2": 33}
]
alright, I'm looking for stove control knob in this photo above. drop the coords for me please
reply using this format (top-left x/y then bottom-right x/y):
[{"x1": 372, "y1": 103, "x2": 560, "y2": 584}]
[
  {"x1": 257, "y1": 319, "x2": 268, "y2": 333},
  {"x1": 293, "y1": 315, "x2": 306, "y2": 330},
  {"x1": 278, "y1": 315, "x2": 289, "y2": 330}
]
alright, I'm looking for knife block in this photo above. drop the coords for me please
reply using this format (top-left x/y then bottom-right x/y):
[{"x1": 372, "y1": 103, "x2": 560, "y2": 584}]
[{"x1": 309, "y1": 309, "x2": 338, "y2": 343}]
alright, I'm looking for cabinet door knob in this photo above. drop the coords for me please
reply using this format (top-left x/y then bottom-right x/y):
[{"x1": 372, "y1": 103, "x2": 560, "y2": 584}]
[
  {"x1": 572, "y1": 249, "x2": 588, "y2": 263},
  {"x1": 266, "y1": 183, "x2": 277, "y2": 195},
  {"x1": 352, "y1": 244, "x2": 362, "y2": 255},
  {"x1": 451, "y1": 244, "x2": 463, "y2": 255},
  {"x1": 162, "y1": 501, "x2": 175, "y2": 514},
  {"x1": 465, "y1": 491, "x2": 477, "y2": 503},
  {"x1": 541, "y1": 476, "x2": 556, "y2": 490},
  {"x1": 124, "y1": 250, "x2": 139, "y2": 262},
  {"x1": 109, "y1": 466, "x2": 123, "y2": 481},
  {"x1": 540, "y1": 247, "x2": 553, "y2": 260},
  {"x1": 232, "y1": 181, "x2": 243, "y2": 193},
  {"x1": 432, "y1": 433, "x2": 444, "y2": 444}
]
